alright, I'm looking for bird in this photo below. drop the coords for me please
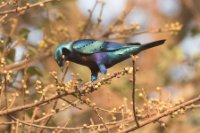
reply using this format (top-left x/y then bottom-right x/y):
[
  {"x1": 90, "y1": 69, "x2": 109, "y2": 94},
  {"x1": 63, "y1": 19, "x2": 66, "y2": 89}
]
[{"x1": 54, "y1": 39, "x2": 165, "y2": 81}]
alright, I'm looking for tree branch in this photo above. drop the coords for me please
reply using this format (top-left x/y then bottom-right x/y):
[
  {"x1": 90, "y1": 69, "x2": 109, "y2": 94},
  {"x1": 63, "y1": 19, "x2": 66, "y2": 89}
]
[
  {"x1": 0, "y1": 68, "x2": 129, "y2": 116},
  {"x1": 121, "y1": 95, "x2": 200, "y2": 133},
  {"x1": 0, "y1": 0, "x2": 61, "y2": 16}
]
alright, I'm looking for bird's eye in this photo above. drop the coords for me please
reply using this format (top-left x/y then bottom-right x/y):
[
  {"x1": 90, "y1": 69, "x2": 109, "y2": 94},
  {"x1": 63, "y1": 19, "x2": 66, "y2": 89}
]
[{"x1": 62, "y1": 55, "x2": 65, "y2": 59}]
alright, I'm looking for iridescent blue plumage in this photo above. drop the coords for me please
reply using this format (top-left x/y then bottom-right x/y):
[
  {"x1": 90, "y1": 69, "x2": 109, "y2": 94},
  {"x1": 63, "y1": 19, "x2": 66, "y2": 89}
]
[{"x1": 54, "y1": 39, "x2": 165, "y2": 81}]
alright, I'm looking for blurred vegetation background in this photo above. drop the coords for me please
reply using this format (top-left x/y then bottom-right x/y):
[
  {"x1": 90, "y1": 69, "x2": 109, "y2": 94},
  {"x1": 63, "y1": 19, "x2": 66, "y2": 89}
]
[{"x1": 0, "y1": 0, "x2": 200, "y2": 133}]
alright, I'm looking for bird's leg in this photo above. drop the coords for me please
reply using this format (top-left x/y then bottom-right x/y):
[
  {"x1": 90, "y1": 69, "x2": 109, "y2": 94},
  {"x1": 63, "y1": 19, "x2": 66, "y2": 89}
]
[
  {"x1": 91, "y1": 71, "x2": 98, "y2": 82},
  {"x1": 90, "y1": 70, "x2": 98, "y2": 91},
  {"x1": 98, "y1": 64, "x2": 107, "y2": 75}
]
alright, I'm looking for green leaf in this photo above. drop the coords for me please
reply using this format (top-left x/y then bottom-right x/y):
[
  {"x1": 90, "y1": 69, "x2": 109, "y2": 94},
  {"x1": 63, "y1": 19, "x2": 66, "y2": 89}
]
[
  {"x1": 7, "y1": 48, "x2": 16, "y2": 63},
  {"x1": 19, "y1": 28, "x2": 30, "y2": 39},
  {"x1": 27, "y1": 66, "x2": 43, "y2": 76},
  {"x1": 191, "y1": 27, "x2": 199, "y2": 36}
]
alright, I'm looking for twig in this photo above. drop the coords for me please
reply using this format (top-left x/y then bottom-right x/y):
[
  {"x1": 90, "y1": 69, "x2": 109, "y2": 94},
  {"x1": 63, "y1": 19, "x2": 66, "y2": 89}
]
[
  {"x1": 0, "y1": 81, "x2": 4, "y2": 109},
  {"x1": 0, "y1": 51, "x2": 52, "y2": 74},
  {"x1": 28, "y1": 107, "x2": 39, "y2": 133},
  {"x1": 0, "y1": 68, "x2": 129, "y2": 116},
  {"x1": 4, "y1": 74, "x2": 8, "y2": 109},
  {"x1": 60, "y1": 97, "x2": 82, "y2": 110},
  {"x1": 39, "y1": 100, "x2": 58, "y2": 133},
  {"x1": 79, "y1": 0, "x2": 98, "y2": 38},
  {"x1": 8, "y1": 115, "x2": 128, "y2": 131},
  {"x1": 57, "y1": 119, "x2": 70, "y2": 133},
  {"x1": 9, "y1": 115, "x2": 83, "y2": 131},
  {"x1": 0, "y1": 14, "x2": 7, "y2": 22},
  {"x1": 131, "y1": 55, "x2": 139, "y2": 127},
  {"x1": 3, "y1": 96, "x2": 200, "y2": 133},
  {"x1": 9, "y1": 97, "x2": 200, "y2": 133},
  {"x1": 0, "y1": 1, "x2": 9, "y2": 9},
  {"x1": 0, "y1": 73, "x2": 8, "y2": 110},
  {"x1": 16, "y1": 119, "x2": 19, "y2": 133},
  {"x1": 94, "y1": 109, "x2": 109, "y2": 133},
  {"x1": 96, "y1": 1, "x2": 105, "y2": 29},
  {"x1": 33, "y1": 100, "x2": 79, "y2": 123},
  {"x1": 98, "y1": 5, "x2": 133, "y2": 39},
  {"x1": 91, "y1": 1, "x2": 105, "y2": 37},
  {"x1": 0, "y1": 0, "x2": 61, "y2": 15},
  {"x1": 121, "y1": 95, "x2": 200, "y2": 133},
  {"x1": 0, "y1": 117, "x2": 132, "y2": 132},
  {"x1": 73, "y1": 95, "x2": 109, "y2": 132},
  {"x1": 8, "y1": 93, "x2": 17, "y2": 109},
  {"x1": 183, "y1": 0, "x2": 200, "y2": 28}
]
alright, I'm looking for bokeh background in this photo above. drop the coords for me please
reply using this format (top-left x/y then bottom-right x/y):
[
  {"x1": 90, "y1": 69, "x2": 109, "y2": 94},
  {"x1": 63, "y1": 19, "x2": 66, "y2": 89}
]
[{"x1": 1, "y1": 0, "x2": 200, "y2": 132}]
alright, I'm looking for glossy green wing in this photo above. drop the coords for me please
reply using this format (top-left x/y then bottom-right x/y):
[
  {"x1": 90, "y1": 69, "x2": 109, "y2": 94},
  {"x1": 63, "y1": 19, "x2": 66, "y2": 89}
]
[{"x1": 72, "y1": 39, "x2": 131, "y2": 54}]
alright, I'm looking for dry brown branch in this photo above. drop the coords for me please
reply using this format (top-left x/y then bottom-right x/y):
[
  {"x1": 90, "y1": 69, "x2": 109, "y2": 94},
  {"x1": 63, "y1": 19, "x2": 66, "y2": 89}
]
[
  {"x1": 8, "y1": 93, "x2": 17, "y2": 109},
  {"x1": 0, "y1": 100, "x2": 79, "y2": 125},
  {"x1": 0, "y1": 0, "x2": 61, "y2": 16},
  {"x1": 3, "y1": 94, "x2": 199, "y2": 132},
  {"x1": 183, "y1": 0, "x2": 200, "y2": 28},
  {"x1": 56, "y1": 119, "x2": 70, "y2": 133},
  {"x1": 97, "y1": 3, "x2": 133, "y2": 39},
  {"x1": 73, "y1": 95, "x2": 109, "y2": 132},
  {"x1": 16, "y1": 119, "x2": 19, "y2": 133},
  {"x1": 60, "y1": 97, "x2": 82, "y2": 110},
  {"x1": 121, "y1": 95, "x2": 200, "y2": 133},
  {"x1": 39, "y1": 100, "x2": 58, "y2": 133},
  {"x1": 0, "y1": 14, "x2": 7, "y2": 22},
  {"x1": 28, "y1": 107, "x2": 39, "y2": 133},
  {"x1": 0, "y1": 74, "x2": 5, "y2": 108},
  {"x1": 94, "y1": 108, "x2": 109, "y2": 132},
  {"x1": 131, "y1": 55, "x2": 139, "y2": 127},
  {"x1": 0, "y1": 1, "x2": 9, "y2": 9},
  {"x1": 0, "y1": 0, "x2": 196, "y2": 132},
  {"x1": 0, "y1": 68, "x2": 129, "y2": 116},
  {"x1": 7, "y1": 115, "x2": 131, "y2": 131},
  {"x1": 79, "y1": 0, "x2": 98, "y2": 38},
  {"x1": 0, "y1": 51, "x2": 52, "y2": 73}
]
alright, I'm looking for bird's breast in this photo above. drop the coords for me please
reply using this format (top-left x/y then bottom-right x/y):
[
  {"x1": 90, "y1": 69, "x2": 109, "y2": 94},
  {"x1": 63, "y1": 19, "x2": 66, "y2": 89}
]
[{"x1": 80, "y1": 56, "x2": 89, "y2": 62}]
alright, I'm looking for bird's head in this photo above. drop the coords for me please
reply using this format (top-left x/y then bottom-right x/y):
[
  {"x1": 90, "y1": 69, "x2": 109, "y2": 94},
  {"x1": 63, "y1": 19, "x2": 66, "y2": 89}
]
[{"x1": 54, "y1": 42, "x2": 73, "y2": 67}]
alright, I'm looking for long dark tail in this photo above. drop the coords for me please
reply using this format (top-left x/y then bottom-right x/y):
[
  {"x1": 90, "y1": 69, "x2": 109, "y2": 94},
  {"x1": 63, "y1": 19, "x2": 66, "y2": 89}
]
[{"x1": 139, "y1": 39, "x2": 166, "y2": 51}]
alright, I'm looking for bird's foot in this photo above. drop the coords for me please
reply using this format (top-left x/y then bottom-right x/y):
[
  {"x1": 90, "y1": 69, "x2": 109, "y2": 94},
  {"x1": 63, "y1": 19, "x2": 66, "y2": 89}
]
[
  {"x1": 91, "y1": 73, "x2": 98, "y2": 81},
  {"x1": 98, "y1": 64, "x2": 107, "y2": 75}
]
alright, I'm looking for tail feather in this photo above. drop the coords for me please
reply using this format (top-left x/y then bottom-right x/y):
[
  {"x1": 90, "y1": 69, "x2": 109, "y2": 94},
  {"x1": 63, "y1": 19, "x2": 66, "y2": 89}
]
[{"x1": 139, "y1": 39, "x2": 166, "y2": 51}]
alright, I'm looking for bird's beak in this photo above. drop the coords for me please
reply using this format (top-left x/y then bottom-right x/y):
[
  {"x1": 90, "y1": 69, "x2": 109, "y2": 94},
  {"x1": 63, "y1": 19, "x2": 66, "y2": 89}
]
[
  {"x1": 60, "y1": 60, "x2": 68, "y2": 72},
  {"x1": 61, "y1": 66, "x2": 64, "y2": 72}
]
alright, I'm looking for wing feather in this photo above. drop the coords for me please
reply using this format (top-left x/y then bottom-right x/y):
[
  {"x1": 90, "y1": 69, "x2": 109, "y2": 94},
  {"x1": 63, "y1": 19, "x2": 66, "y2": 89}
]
[{"x1": 72, "y1": 39, "x2": 129, "y2": 54}]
